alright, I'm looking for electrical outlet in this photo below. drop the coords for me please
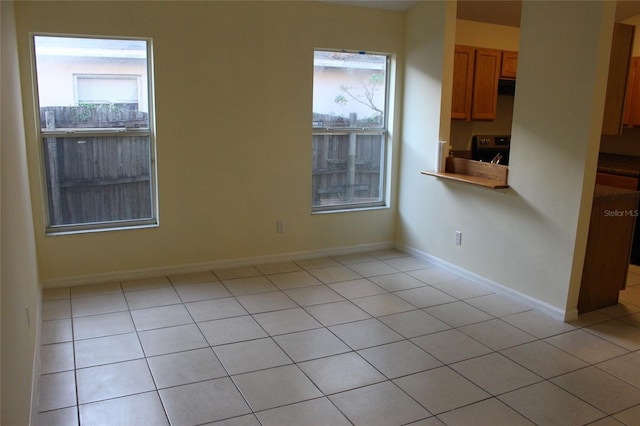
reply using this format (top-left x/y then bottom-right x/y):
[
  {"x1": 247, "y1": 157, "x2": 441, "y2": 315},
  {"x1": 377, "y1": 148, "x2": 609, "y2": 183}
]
[
  {"x1": 277, "y1": 220, "x2": 286, "y2": 233},
  {"x1": 455, "y1": 231, "x2": 462, "y2": 246}
]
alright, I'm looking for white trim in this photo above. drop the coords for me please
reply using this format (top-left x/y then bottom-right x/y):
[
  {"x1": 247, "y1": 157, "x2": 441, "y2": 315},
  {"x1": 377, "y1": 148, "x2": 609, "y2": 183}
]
[
  {"x1": 29, "y1": 290, "x2": 43, "y2": 426},
  {"x1": 32, "y1": 33, "x2": 158, "y2": 234},
  {"x1": 563, "y1": 307, "x2": 579, "y2": 322},
  {"x1": 41, "y1": 240, "x2": 576, "y2": 321},
  {"x1": 312, "y1": 48, "x2": 391, "y2": 213},
  {"x1": 41, "y1": 241, "x2": 395, "y2": 288},
  {"x1": 397, "y1": 244, "x2": 572, "y2": 322}
]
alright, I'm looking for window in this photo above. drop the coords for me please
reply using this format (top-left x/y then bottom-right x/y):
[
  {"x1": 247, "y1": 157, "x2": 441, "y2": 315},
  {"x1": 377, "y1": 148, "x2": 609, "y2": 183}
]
[
  {"x1": 75, "y1": 74, "x2": 141, "y2": 106},
  {"x1": 33, "y1": 35, "x2": 157, "y2": 233},
  {"x1": 312, "y1": 50, "x2": 389, "y2": 211}
]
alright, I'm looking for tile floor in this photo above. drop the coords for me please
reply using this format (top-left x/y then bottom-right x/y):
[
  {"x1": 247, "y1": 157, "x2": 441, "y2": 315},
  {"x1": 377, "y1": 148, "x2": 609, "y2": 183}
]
[{"x1": 37, "y1": 250, "x2": 640, "y2": 425}]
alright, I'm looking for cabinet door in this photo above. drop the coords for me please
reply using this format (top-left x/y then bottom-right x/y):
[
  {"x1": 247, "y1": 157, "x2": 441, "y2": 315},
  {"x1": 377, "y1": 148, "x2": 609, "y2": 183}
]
[
  {"x1": 602, "y1": 23, "x2": 635, "y2": 135},
  {"x1": 501, "y1": 50, "x2": 518, "y2": 79},
  {"x1": 623, "y1": 57, "x2": 640, "y2": 127},
  {"x1": 471, "y1": 48, "x2": 501, "y2": 120},
  {"x1": 451, "y1": 45, "x2": 475, "y2": 120},
  {"x1": 578, "y1": 195, "x2": 638, "y2": 313}
]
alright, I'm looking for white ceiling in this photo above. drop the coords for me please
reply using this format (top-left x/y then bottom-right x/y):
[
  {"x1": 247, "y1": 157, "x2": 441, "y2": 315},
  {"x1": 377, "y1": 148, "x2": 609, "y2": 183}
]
[{"x1": 322, "y1": 0, "x2": 640, "y2": 27}]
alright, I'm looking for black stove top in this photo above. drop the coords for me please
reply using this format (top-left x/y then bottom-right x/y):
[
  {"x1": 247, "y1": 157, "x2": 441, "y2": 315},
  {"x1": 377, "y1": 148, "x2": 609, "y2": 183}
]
[
  {"x1": 471, "y1": 135, "x2": 511, "y2": 165},
  {"x1": 473, "y1": 135, "x2": 511, "y2": 149}
]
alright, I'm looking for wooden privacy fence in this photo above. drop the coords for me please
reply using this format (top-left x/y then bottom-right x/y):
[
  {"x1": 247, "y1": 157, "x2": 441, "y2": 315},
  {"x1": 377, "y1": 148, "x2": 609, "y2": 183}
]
[
  {"x1": 41, "y1": 106, "x2": 152, "y2": 226},
  {"x1": 41, "y1": 103, "x2": 148, "y2": 129},
  {"x1": 312, "y1": 132, "x2": 383, "y2": 206}
]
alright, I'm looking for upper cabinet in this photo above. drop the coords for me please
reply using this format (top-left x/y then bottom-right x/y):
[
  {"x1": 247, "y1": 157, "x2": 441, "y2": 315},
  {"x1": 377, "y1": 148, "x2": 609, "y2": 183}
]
[
  {"x1": 451, "y1": 45, "x2": 475, "y2": 120},
  {"x1": 451, "y1": 45, "x2": 502, "y2": 121},
  {"x1": 602, "y1": 23, "x2": 635, "y2": 135},
  {"x1": 471, "y1": 48, "x2": 502, "y2": 120},
  {"x1": 501, "y1": 51, "x2": 518, "y2": 79},
  {"x1": 623, "y1": 57, "x2": 640, "y2": 127}
]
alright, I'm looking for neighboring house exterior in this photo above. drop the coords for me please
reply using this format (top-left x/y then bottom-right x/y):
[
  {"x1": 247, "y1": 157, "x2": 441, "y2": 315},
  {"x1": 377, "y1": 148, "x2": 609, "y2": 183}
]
[
  {"x1": 313, "y1": 50, "x2": 387, "y2": 126},
  {"x1": 34, "y1": 36, "x2": 148, "y2": 111}
]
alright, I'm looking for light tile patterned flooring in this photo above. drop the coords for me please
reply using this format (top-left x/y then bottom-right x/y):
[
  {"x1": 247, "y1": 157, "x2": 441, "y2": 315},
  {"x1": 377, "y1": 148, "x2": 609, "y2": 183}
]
[{"x1": 37, "y1": 250, "x2": 640, "y2": 425}]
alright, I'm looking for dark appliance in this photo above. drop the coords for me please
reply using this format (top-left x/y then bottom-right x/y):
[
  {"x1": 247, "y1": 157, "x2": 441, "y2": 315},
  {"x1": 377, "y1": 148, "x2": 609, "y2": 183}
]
[
  {"x1": 498, "y1": 79, "x2": 516, "y2": 96},
  {"x1": 471, "y1": 135, "x2": 511, "y2": 166}
]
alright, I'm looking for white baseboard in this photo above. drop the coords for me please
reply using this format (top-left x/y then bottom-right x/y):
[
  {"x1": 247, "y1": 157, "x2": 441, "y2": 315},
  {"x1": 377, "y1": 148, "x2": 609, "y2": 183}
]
[
  {"x1": 398, "y1": 244, "x2": 571, "y2": 321},
  {"x1": 41, "y1": 241, "x2": 396, "y2": 288},
  {"x1": 43, "y1": 240, "x2": 575, "y2": 321},
  {"x1": 29, "y1": 290, "x2": 43, "y2": 426}
]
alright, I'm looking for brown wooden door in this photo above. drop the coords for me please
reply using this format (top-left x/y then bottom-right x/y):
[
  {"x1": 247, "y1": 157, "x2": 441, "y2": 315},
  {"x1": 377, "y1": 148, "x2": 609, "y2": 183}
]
[
  {"x1": 578, "y1": 194, "x2": 639, "y2": 313},
  {"x1": 501, "y1": 50, "x2": 518, "y2": 79},
  {"x1": 471, "y1": 48, "x2": 501, "y2": 120},
  {"x1": 602, "y1": 23, "x2": 635, "y2": 135},
  {"x1": 451, "y1": 45, "x2": 475, "y2": 120},
  {"x1": 624, "y1": 57, "x2": 640, "y2": 127}
]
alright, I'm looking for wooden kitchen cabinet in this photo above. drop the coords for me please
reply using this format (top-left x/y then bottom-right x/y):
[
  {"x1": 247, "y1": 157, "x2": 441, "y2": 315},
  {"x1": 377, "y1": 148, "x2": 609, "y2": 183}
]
[
  {"x1": 602, "y1": 23, "x2": 635, "y2": 135},
  {"x1": 578, "y1": 185, "x2": 640, "y2": 313},
  {"x1": 501, "y1": 50, "x2": 518, "y2": 79},
  {"x1": 596, "y1": 172, "x2": 638, "y2": 190},
  {"x1": 451, "y1": 46, "x2": 502, "y2": 121},
  {"x1": 471, "y1": 48, "x2": 502, "y2": 120},
  {"x1": 451, "y1": 45, "x2": 475, "y2": 120},
  {"x1": 623, "y1": 57, "x2": 640, "y2": 127}
]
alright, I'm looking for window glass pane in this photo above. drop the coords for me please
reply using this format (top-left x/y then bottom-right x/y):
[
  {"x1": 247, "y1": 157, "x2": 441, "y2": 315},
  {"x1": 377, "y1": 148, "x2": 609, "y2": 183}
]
[
  {"x1": 313, "y1": 51, "x2": 387, "y2": 129},
  {"x1": 34, "y1": 36, "x2": 149, "y2": 129},
  {"x1": 33, "y1": 35, "x2": 155, "y2": 231},
  {"x1": 312, "y1": 133, "x2": 384, "y2": 207},
  {"x1": 42, "y1": 135, "x2": 152, "y2": 226},
  {"x1": 312, "y1": 49, "x2": 389, "y2": 211}
]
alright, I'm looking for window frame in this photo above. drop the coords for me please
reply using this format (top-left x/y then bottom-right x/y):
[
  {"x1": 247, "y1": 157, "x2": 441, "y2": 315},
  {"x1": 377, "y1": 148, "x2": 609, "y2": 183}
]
[
  {"x1": 31, "y1": 33, "x2": 159, "y2": 235},
  {"x1": 311, "y1": 49, "x2": 391, "y2": 213}
]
